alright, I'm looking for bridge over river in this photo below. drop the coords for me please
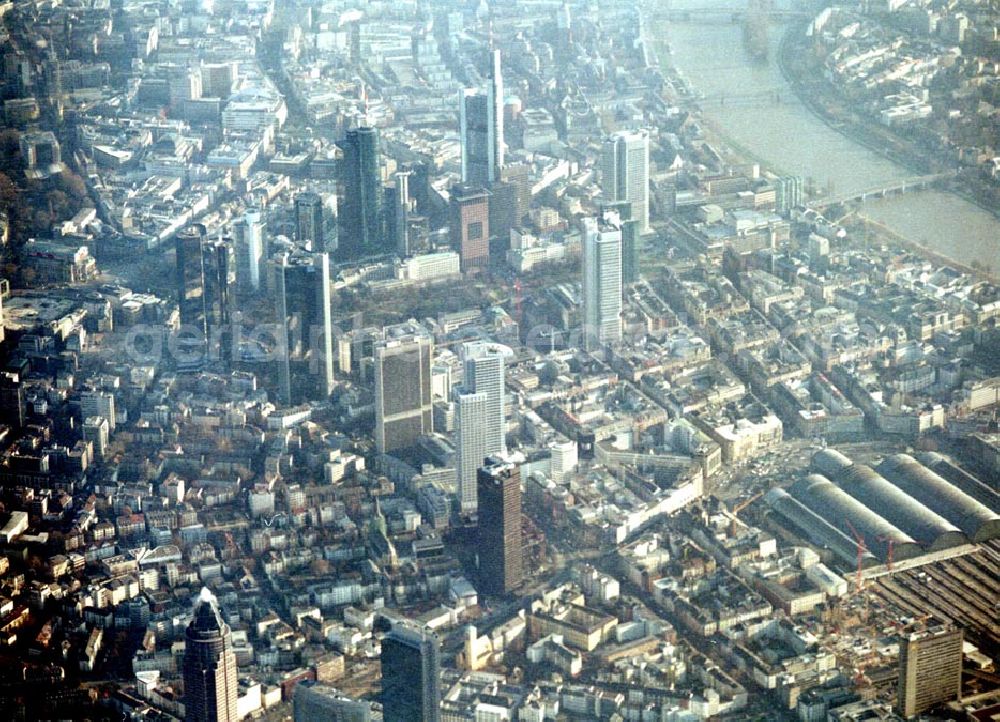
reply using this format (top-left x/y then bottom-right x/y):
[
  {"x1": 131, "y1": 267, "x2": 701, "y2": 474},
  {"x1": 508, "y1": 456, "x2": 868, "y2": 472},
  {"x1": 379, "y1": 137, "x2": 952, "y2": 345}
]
[{"x1": 808, "y1": 171, "x2": 958, "y2": 210}]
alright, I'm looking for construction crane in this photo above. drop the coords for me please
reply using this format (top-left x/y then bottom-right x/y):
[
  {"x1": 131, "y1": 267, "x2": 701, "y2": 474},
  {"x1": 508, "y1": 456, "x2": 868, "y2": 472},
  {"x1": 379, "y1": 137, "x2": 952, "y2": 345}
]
[
  {"x1": 876, "y1": 535, "x2": 895, "y2": 572},
  {"x1": 844, "y1": 518, "x2": 867, "y2": 593},
  {"x1": 732, "y1": 490, "x2": 764, "y2": 516}
]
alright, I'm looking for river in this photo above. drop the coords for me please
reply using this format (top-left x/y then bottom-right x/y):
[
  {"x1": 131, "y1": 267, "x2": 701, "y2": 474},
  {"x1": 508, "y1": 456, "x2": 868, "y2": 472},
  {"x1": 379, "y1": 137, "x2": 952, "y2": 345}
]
[{"x1": 647, "y1": 1, "x2": 1000, "y2": 274}]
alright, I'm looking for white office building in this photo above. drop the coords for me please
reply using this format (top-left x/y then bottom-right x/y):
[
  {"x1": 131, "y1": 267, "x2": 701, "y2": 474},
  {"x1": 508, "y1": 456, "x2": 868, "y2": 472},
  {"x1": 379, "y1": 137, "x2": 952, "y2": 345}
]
[
  {"x1": 582, "y1": 215, "x2": 623, "y2": 351},
  {"x1": 456, "y1": 341, "x2": 510, "y2": 513},
  {"x1": 234, "y1": 207, "x2": 265, "y2": 292}
]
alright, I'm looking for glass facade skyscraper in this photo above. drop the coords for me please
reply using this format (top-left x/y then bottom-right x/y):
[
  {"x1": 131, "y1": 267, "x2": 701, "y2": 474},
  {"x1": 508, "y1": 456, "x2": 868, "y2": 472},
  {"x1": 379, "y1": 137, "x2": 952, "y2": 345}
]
[{"x1": 380, "y1": 625, "x2": 440, "y2": 722}]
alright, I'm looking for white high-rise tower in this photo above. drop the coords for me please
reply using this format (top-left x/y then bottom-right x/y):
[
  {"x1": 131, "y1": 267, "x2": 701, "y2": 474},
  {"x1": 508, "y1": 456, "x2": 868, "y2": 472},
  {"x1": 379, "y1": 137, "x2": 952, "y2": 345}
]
[
  {"x1": 582, "y1": 214, "x2": 623, "y2": 352},
  {"x1": 600, "y1": 130, "x2": 650, "y2": 233},
  {"x1": 456, "y1": 341, "x2": 509, "y2": 513}
]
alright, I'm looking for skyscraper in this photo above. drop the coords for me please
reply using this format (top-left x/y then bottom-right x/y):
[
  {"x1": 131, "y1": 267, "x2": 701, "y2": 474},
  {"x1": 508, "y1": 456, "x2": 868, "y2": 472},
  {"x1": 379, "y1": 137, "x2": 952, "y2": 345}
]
[
  {"x1": 183, "y1": 588, "x2": 238, "y2": 722},
  {"x1": 450, "y1": 183, "x2": 490, "y2": 273},
  {"x1": 374, "y1": 333, "x2": 433, "y2": 454},
  {"x1": 201, "y1": 238, "x2": 234, "y2": 330},
  {"x1": 294, "y1": 192, "x2": 325, "y2": 250},
  {"x1": 582, "y1": 214, "x2": 623, "y2": 351},
  {"x1": 897, "y1": 626, "x2": 963, "y2": 718},
  {"x1": 456, "y1": 342, "x2": 508, "y2": 513},
  {"x1": 380, "y1": 625, "x2": 441, "y2": 722},
  {"x1": 233, "y1": 207, "x2": 265, "y2": 292},
  {"x1": 600, "y1": 130, "x2": 650, "y2": 234},
  {"x1": 388, "y1": 170, "x2": 412, "y2": 257},
  {"x1": 459, "y1": 49, "x2": 504, "y2": 187},
  {"x1": 337, "y1": 126, "x2": 384, "y2": 261},
  {"x1": 175, "y1": 223, "x2": 208, "y2": 335},
  {"x1": 271, "y1": 251, "x2": 334, "y2": 404},
  {"x1": 477, "y1": 456, "x2": 523, "y2": 595},
  {"x1": 621, "y1": 217, "x2": 642, "y2": 286}
]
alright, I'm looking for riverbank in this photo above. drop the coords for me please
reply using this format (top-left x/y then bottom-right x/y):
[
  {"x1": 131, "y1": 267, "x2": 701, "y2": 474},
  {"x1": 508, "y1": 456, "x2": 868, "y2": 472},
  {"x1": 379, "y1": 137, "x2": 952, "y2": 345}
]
[{"x1": 776, "y1": 17, "x2": 1000, "y2": 221}]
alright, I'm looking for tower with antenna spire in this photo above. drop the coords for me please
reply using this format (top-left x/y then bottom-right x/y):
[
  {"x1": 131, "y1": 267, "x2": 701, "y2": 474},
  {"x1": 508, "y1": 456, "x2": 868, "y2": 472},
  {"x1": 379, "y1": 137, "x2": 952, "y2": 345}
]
[{"x1": 459, "y1": 48, "x2": 505, "y2": 188}]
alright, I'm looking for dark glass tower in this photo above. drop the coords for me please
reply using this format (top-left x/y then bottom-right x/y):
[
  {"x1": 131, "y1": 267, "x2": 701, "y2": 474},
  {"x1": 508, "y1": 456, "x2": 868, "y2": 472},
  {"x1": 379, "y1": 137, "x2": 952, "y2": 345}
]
[
  {"x1": 380, "y1": 625, "x2": 441, "y2": 722},
  {"x1": 337, "y1": 127, "x2": 384, "y2": 261},
  {"x1": 294, "y1": 192, "x2": 325, "y2": 250},
  {"x1": 202, "y1": 238, "x2": 234, "y2": 329},
  {"x1": 183, "y1": 588, "x2": 238, "y2": 722},
  {"x1": 175, "y1": 223, "x2": 208, "y2": 335},
  {"x1": 271, "y1": 251, "x2": 335, "y2": 404},
  {"x1": 476, "y1": 456, "x2": 523, "y2": 595}
]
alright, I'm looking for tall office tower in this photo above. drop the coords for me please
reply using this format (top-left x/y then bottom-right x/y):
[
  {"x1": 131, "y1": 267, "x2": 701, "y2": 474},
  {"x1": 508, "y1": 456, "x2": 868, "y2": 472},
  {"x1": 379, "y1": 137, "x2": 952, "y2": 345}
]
[
  {"x1": 897, "y1": 626, "x2": 963, "y2": 718},
  {"x1": 450, "y1": 183, "x2": 490, "y2": 273},
  {"x1": 380, "y1": 625, "x2": 441, "y2": 722},
  {"x1": 374, "y1": 334, "x2": 433, "y2": 454},
  {"x1": 487, "y1": 180, "x2": 518, "y2": 247},
  {"x1": 294, "y1": 191, "x2": 325, "y2": 250},
  {"x1": 387, "y1": 170, "x2": 412, "y2": 257},
  {"x1": 456, "y1": 342, "x2": 508, "y2": 513},
  {"x1": 201, "y1": 238, "x2": 234, "y2": 330},
  {"x1": 337, "y1": 126, "x2": 384, "y2": 261},
  {"x1": 775, "y1": 175, "x2": 803, "y2": 214},
  {"x1": 582, "y1": 214, "x2": 623, "y2": 351},
  {"x1": 476, "y1": 456, "x2": 523, "y2": 595},
  {"x1": 0, "y1": 373, "x2": 24, "y2": 429},
  {"x1": 459, "y1": 49, "x2": 504, "y2": 187},
  {"x1": 272, "y1": 251, "x2": 335, "y2": 405},
  {"x1": 293, "y1": 683, "x2": 371, "y2": 722},
  {"x1": 621, "y1": 218, "x2": 642, "y2": 285},
  {"x1": 600, "y1": 129, "x2": 650, "y2": 234},
  {"x1": 603, "y1": 201, "x2": 641, "y2": 286},
  {"x1": 233, "y1": 207, "x2": 265, "y2": 292},
  {"x1": 175, "y1": 223, "x2": 208, "y2": 335},
  {"x1": 456, "y1": 391, "x2": 489, "y2": 514},
  {"x1": 183, "y1": 588, "x2": 238, "y2": 722}
]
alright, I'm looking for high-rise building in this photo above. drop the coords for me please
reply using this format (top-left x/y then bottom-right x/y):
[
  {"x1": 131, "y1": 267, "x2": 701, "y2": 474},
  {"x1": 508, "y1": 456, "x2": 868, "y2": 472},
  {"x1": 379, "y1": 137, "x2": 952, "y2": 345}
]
[
  {"x1": 175, "y1": 224, "x2": 208, "y2": 335},
  {"x1": 603, "y1": 201, "x2": 641, "y2": 286},
  {"x1": 337, "y1": 127, "x2": 384, "y2": 261},
  {"x1": 294, "y1": 192, "x2": 325, "y2": 250},
  {"x1": 233, "y1": 207, "x2": 266, "y2": 292},
  {"x1": 294, "y1": 683, "x2": 371, "y2": 722},
  {"x1": 600, "y1": 130, "x2": 650, "y2": 234},
  {"x1": 271, "y1": 251, "x2": 334, "y2": 404},
  {"x1": 380, "y1": 625, "x2": 441, "y2": 722},
  {"x1": 582, "y1": 214, "x2": 623, "y2": 351},
  {"x1": 385, "y1": 170, "x2": 412, "y2": 258},
  {"x1": 80, "y1": 389, "x2": 116, "y2": 432},
  {"x1": 477, "y1": 456, "x2": 523, "y2": 595},
  {"x1": 457, "y1": 391, "x2": 490, "y2": 514},
  {"x1": 183, "y1": 588, "x2": 238, "y2": 722},
  {"x1": 897, "y1": 626, "x2": 963, "y2": 718},
  {"x1": 775, "y1": 175, "x2": 803, "y2": 214},
  {"x1": 456, "y1": 342, "x2": 508, "y2": 513},
  {"x1": 459, "y1": 49, "x2": 504, "y2": 187},
  {"x1": 450, "y1": 183, "x2": 490, "y2": 273},
  {"x1": 621, "y1": 218, "x2": 642, "y2": 286},
  {"x1": 374, "y1": 334, "x2": 433, "y2": 454},
  {"x1": 201, "y1": 238, "x2": 234, "y2": 330}
]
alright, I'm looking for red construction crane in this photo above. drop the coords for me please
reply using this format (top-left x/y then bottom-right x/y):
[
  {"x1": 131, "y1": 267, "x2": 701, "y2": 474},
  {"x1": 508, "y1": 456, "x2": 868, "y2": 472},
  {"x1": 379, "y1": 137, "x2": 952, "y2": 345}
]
[
  {"x1": 877, "y1": 535, "x2": 895, "y2": 572},
  {"x1": 844, "y1": 518, "x2": 867, "y2": 593}
]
